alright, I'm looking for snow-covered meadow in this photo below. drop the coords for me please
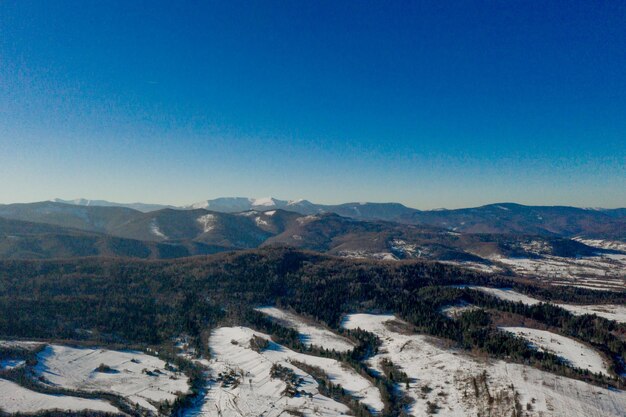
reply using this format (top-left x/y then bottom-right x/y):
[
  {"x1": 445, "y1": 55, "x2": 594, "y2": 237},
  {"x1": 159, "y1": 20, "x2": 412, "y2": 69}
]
[
  {"x1": 32, "y1": 344, "x2": 190, "y2": 412},
  {"x1": 341, "y1": 313, "x2": 626, "y2": 417},
  {"x1": 0, "y1": 378, "x2": 121, "y2": 414},
  {"x1": 0, "y1": 340, "x2": 190, "y2": 413},
  {"x1": 500, "y1": 327, "x2": 609, "y2": 376},
  {"x1": 573, "y1": 238, "x2": 626, "y2": 253},
  {"x1": 491, "y1": 254, "x2": 626, "y2": 291},
  {"x1": 440, "y1": 301, "x2": 479, "y2": 318},
  {"x1": 459, "y1": 286, "x2": 626, "y2": 323},
  {"x1": 185, "y1": 326, "x2": 383, "y2": 417},
  {"x1": 255, "y1": 306, "x2": 355, "y2": 352}
]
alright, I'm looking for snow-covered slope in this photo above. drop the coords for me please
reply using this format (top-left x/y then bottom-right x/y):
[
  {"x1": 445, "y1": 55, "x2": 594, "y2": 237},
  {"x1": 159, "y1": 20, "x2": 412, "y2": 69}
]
[
  {"x1": 501, "y1": 327, "x2": 609, "y2": 376},
  {"x1": 573, "y1": 238, "x2": 626, "y2": 253},
  {"x1": 460, "y1": 286, "x2": 626, "y2": 323},
  {"x1": 188, "y1": 197, "x2": 293, "y2": 212},
  {"x1": 491, "y1": 255, "x2": 626, "y2": 291},
  {"x1": 0, "y1": 378, "x2": 121, "y2": 414},
  {"x1": 34, "y1": 344, "x2": 190, "y2": 412},
  {"x1": 342, "y1": 313, "x2": 626, "y2": 417},
  {"x1": 189, "y1": 197, "x2": 258, "y2": 211},
  {"x1": 458, "y1": 286, "x2": 543, "y2": 305},
  {"x1": 440, "y1": 302, "x2": 479, "y2": 318},
  {"x1": 187, "y1": 326, "x2": 383, "y2": 416},
  {"x1": 255, "y1": 307, "x2": 355, "y2": 352},
  {"x1": 187, "y1": 197, "x2": 324, "y2": 215}
]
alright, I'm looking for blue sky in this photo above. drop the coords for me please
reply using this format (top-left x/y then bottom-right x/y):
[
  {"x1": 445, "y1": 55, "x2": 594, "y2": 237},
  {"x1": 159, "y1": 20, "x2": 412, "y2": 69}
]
[{"x1": 1, "y1": 1, "x2": 625, "y2": 209}]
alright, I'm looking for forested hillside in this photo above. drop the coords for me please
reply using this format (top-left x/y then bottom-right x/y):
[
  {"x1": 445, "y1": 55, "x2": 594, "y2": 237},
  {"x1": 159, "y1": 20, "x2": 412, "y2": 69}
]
[{"x1": 1, "y1": 248, "x2": 624, "y2": 386}]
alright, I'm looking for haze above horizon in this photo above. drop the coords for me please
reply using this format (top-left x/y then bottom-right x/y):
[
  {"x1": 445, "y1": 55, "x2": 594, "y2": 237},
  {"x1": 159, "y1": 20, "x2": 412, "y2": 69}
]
[{"x1": 1, "y1": 1, "x2": 625, "y2": 209}]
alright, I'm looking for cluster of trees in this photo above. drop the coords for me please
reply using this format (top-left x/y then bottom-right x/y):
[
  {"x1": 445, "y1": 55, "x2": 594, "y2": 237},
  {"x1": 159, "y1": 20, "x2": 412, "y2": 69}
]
[{"x1": 379, "y1": 358, "x2": 410, "y2": 385}]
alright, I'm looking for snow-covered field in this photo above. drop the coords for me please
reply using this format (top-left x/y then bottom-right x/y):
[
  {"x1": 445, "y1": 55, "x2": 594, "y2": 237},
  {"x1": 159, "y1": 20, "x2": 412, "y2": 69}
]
[
  {"x1": 150, "y1": 218, "x2": 167, "y2": 239},
  {"x1": 492, "y1": 255, "x2": 626, "y2": 291},
  {"x1": 460, "y1": 286, "x2": 542, "y2": 305},
  {"x1": 337, "y1": 250, "x2": 398, "y2": 261},
  {"x1": 342, "y1": 313, "x2": 626, "y2": 417},
  {"x1": 440, "y1": 302, "x2": 479, "y2": 318},
  {"x1": 254, "y1": 215, "x2": 269, "y2": 227},
  {"x1": 464, "y1": 237, "x2": 626, "y2": 291},
  {"x1": 501, "y1": 327, "x2": 609, "y2": 376},
  {"x1": 573, "y1": 238, "x2": 626, "y2": 253},
  {"x1": 186, "y1": 326, "x2": 383, "y2": 417},
  {"x1": 461, "y1": 286, "x2": 626, "y2": 323},
  {"x1": 389, "y1": 239, "x2": 420, "y2": 258},
  {"x1": 0, "y1": 378, "x2": 120, "y2": 414},
  {"x1": 197, "y1": 213, "x2": 216, "y2": 233},
  {"x1": 34, "y1": 344, "x2": 190, "y2": 412},
  {"x1": 255, "y1": 306, "x2": 355, "y2": 352},
  {"x1": 557, "y1": 303, "x2": 626, "y2": 323},
  {"x1": 0, "y1": 340, "x2": 45, "y2": 350},
  {"x1": 440, "y1": 260, "x2": 503, "y2": 273}
]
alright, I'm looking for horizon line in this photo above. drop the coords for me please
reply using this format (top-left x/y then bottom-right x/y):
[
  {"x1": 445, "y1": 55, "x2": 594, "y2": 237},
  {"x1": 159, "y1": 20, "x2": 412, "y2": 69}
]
[{"x1": 1, "y1": 197, "x2": 623, "y2": 212}]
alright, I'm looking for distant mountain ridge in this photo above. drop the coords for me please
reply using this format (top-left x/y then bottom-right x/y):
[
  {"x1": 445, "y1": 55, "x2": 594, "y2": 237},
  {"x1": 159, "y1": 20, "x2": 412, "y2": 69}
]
[
  {"x1": 0, "y1": 199, "x2": 622, "y2": 262},
  {"x1": 53, "y1": 198, "x2": 173, "y2": 213},
  {"x1": 1, "y1": 203, "x2": 620, "y2": 263},
  {"x1": 186, "y1": 197, "x2": 314, "y2": 212},
  {"x1": 45, "y1": 197, "x2": 625, "y2": 238}
]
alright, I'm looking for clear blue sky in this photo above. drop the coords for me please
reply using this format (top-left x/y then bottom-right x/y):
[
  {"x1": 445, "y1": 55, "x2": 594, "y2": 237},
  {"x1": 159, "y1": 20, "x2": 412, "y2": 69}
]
[{"x1": 1, "y1": 1, "x2": 625, "y2": 209}]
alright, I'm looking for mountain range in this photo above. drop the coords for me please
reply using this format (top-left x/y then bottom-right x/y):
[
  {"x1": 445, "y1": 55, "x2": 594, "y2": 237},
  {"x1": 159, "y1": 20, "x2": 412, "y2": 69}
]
[
  {"x1": 0, "y1": 199, "x2": 623, "y2": 263},
  {"x1": 50, "y1": 196, "x2": 625, "y2": 235},
  {"x1": 45, "y1": 197, "x2": 626, "y2": 238}
]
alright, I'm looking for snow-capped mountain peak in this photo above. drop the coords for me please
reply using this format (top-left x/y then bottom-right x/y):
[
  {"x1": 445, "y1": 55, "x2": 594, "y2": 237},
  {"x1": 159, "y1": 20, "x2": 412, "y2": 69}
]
[{"x1": 249, "y1": 197, "x2": 281, "y2": 207}]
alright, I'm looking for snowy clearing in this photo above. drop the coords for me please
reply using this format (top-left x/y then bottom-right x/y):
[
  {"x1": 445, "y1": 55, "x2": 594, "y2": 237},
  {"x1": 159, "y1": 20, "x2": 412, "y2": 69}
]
[
  {"x1": 561, "y1": 303, "x2": 626, "y2": 323},
  {"x1": 255, "y1": 307, "x2": 355, "y2": 352},
  {"x1": 500, "y1": 327, "x2": 609, "y2": 376},
  {"x1": 389, "y1": 239, "x2": 420, "y2": 258},
  {"x1": 197, "y1": 213, "x2": 216, "y2": 233},
  {"x1": 0, "y1": 378, "x2": 120, "y2": 414},
  {"x1": 492, "y1": 255, "x2": 626, "y2": 291},
  {"x1": 0, "y1": 340, "x2": 45, "y2": 350},
  {"x1": 573, "y1": 238, "x2": 626, "y2": 253},
  {"x1": 250, "y1": 197, "x2": 277, "y2": 207},
  {"x1": 440, "y1": 260, "x2": 503, "y2": 273},
  {"x1": 296, "y1": 215, "x2": 319, "y2": 225},
  {"x1": 460, "y1": 286, "x2": 626, "y2": 323},
  {"x1": 459, "y1": 285, "x2": 542, "y2": 305},
  {"x1": 34, "y1": 344, "x2": 190, "y2": 412},
  {"x1": 342, "y1": 313, "x2": 626, "y2": 417},
  {"x1": 337, "y1": 250, "x2": 398, "y2": 261},
  {"x1": 149, "y1": 218, "x2": 167, "y2": 239},
  {"x1": 254, "y1": 216, "x2": 268, "y2": 227},
  {"x1": 440, "y1": 302, "x2": 479, "y2": 318},
  {"x1": 186, "y1": 326, "x2": 383, "y2": 416}
]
